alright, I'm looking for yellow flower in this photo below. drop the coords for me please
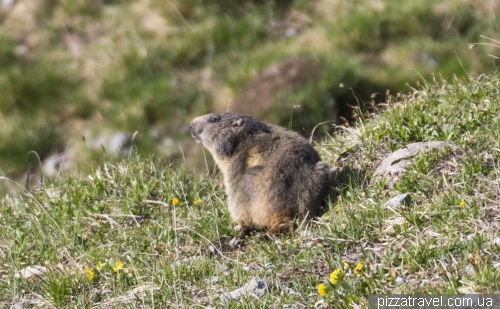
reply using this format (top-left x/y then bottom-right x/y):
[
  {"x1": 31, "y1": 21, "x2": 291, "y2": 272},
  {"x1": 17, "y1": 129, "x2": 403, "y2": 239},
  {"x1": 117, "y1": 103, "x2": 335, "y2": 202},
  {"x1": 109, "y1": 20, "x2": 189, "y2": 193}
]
[
  {"x1": 194, "y1": 199, "x2": 201, "y2": 205},
  {"x1": 85, "y1": 266, "x2": 95, "y2": 280},
  {"x1": 172, "y1": 198, "x2": 179, "y2": 205},
  {"x1": 342, "y1": 260, "x2": 350, "y2": 269},
  {"x1": 329, "y1": 268, "x2": 343, "y2": 284},
  {"x1": 317, "y1": 283, "x2": 327, "y2": 296},
  {"x1": 114, "y1": 259, "x2": 124, "y2": 273},
  {"x1": 354, "y1": 263, "x2": 363, "y2": 276},
  {"x1": 96, "y1": 261, "x2": 103, "y2": 270},
  {"x1": 459, "y1": 201, "x2": 465, "y2": 207}
]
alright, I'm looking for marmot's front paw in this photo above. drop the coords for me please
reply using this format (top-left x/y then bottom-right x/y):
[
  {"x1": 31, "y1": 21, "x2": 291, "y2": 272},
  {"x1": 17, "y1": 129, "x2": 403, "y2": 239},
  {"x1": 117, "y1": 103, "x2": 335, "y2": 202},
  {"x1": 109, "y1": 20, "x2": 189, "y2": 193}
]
[
  {"x1": 269, "y1": 221, "x2": 293, "y2": 234},
  {"x1": 269, "y1": 211, "x2": 293, "y2": 234},
  {"x1": 234, "y1": 224, "x2": 253, "y2": 235}
]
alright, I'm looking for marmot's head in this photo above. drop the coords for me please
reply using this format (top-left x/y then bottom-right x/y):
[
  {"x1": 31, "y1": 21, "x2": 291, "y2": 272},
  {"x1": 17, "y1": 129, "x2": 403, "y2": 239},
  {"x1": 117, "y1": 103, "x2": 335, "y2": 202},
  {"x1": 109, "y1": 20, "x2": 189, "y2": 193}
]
[{"x1": 190, "y1": 113, "x2": 266, "y2": 158}]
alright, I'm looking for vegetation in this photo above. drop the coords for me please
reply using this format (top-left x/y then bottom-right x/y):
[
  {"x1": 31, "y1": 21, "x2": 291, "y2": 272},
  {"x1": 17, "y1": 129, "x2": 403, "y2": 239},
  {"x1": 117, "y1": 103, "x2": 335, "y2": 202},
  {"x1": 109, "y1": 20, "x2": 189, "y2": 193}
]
[
  {"x1": 1, "y1": 70, "x2": 500, "y2": 307},
  {"x1": 0, "y1": 0, "x2": 499, "y2": 177},
  {"x1": 1, "y1": 0, "x2": 499, "y2": 307}
]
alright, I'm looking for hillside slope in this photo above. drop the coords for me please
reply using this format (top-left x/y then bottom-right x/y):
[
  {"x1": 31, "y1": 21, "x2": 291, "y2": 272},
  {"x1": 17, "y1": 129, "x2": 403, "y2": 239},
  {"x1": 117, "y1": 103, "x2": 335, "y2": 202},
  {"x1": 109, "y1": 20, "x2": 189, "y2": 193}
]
[{"x1": 1, "y1": 72, "x2": 499, "y2": 307}]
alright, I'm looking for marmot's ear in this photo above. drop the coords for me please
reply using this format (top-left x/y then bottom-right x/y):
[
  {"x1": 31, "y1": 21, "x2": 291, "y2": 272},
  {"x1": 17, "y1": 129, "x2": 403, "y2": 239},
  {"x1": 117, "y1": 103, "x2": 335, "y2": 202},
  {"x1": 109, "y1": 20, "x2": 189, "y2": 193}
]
[{"x1": 233, "y1": 118, "x2": 244, "y2": 127}]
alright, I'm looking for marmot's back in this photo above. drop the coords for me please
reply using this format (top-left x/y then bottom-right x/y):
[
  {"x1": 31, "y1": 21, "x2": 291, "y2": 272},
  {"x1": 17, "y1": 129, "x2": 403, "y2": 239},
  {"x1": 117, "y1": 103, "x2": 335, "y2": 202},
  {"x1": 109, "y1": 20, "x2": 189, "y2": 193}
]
[{"x1": 190, "y1": 113, "x2": 330, "y2": 233}]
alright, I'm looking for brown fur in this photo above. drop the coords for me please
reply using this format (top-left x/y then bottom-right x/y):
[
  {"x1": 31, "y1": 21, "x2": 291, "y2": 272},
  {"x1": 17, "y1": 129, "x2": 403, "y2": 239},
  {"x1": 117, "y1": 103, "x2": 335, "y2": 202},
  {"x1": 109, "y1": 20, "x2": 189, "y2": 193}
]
[{"x1": 190, "y1": 113, "x2": 330, "y2": 234}]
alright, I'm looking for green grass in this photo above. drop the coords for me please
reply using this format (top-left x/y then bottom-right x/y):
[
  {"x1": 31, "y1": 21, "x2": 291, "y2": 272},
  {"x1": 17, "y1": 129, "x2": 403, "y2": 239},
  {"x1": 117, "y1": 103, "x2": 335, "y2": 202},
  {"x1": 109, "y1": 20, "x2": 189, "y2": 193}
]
[
  {"x1": 1, "y1": 0, "x2": 500, "y2": 177},
  {"x1": 1, "y1": 72, "x2": 500, "y2": 307}
]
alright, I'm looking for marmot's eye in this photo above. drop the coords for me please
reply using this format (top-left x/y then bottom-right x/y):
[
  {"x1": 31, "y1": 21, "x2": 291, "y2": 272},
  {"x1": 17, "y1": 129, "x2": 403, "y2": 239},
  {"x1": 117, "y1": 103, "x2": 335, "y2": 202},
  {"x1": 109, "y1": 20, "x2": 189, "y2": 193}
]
[{"x1": 209, "y1": 118, "x2": 218, "y2": 123}]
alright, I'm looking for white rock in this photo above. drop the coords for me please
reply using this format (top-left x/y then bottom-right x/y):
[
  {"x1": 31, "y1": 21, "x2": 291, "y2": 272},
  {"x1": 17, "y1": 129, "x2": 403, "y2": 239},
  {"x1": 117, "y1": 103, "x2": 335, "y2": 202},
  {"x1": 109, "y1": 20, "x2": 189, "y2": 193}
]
[
  {"x1": 384, "y1": 194, "x2": 411, "y2": 209},
  {"x1": 220, "y1": 278, "x2": 267, "y2": 303},
  {"x1": 229, "y1": 238, "x2": 242, "y2": 248},
  {"x1": 1, "y1": 0, "x2": 14, "y2": 12},
  {"x1": 43, "y1": 152, "x2": 75, "y2": 177},
  {"x1": 395, "y1": 276, "x2": 407, "y2": 285},
  {"x1": 15, "y1": 265, "x2": 47, "y2": 279},
  {"x1": 299, "y1": 230, "x2": 313, "y2": 238}
]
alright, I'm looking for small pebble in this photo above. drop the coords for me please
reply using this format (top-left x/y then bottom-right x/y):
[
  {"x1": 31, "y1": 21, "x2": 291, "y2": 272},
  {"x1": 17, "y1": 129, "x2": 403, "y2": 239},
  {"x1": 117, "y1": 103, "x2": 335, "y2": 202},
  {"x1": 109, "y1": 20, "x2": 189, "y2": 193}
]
[
  {"x1": 395, "y1": 276, "x2": 407, "y2": 285},
  {"x1": 229, "y1": 238, "x2": 242, "y2": 248},
  {"x1": 465, "y1": 265, "x2": 476, "y2": 275},
  {"x1": 300, "y1": 230, "x2": 313, "y2": 238}
]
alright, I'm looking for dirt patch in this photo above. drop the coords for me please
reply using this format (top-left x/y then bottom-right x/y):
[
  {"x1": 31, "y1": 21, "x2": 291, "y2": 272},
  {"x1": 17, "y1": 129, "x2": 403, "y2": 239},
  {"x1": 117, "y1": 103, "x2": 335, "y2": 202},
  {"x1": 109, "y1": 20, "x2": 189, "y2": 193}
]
[{"x1": 232, "y1": 56, "x2": 322, "y2": 119}]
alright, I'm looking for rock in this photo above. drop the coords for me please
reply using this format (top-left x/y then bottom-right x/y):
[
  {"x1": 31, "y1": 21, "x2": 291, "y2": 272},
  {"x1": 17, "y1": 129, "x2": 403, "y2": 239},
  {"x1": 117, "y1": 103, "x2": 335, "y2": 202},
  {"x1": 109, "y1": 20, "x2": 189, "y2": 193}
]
[
  {"x1": 15, "y1": 265, "x2": 47, "y2": 279},
  {"x1": 395, "y1": 276, "x2": 407, "y2": 285},
  {"x1": 86, "y1": 131, "x2": 135, "y2": 155},
  {"x1": 465, "y1": 265, "x2": 475, "y2": 276},
  {"x1": 229, "y1": 238, "x2": 243, "y2": 248},
  {"x1": 169, "y1": 257, "x2": 198, "y2": 270},
  {"x1": 221, "y1": 264, "x2": 232, "y2": 276},
  {"x1": 315, "y1": 300, "x2": 329, "y2": 308},
  {"x1": 1, "y1": 0, "x2": 14, "y2": 12},
  {"x1": 384, "y1": 194, "x2": 411, "y2": 209},
  {"x1": 43, "y1": 152, "x2": 75, "y2": 178},
  {"x1": 299, "y1": 230, "x2": 313, "y2": 238},
  {"x1": 374, "y1": 141, "x2": 451, "y2": 177},
  {"x1": 220, "y1": 278, "x2": 268, "y2": 303}
]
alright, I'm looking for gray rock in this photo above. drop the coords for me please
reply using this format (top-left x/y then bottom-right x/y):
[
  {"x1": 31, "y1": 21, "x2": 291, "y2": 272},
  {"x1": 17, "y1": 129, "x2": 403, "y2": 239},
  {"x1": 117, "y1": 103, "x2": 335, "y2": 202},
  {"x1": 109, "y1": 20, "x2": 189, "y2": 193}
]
[
  {"x1": 221, "y1": 264, "x2": 232, "y2": 276},
  {"x1": 43, "y1": 152, "x2": 75, "y2": 178},
  {"x1": 229, "y1": 238, "x2": 242, "y2": 248},
  {"x1": 1, "y1": 0, "x2": 14, "y2": 12},
  {"x1": 305, "y1": 241, "x2": 315, "y2": 248},
  {"x1": 395, "y1": 276, "x2": 407, "y2": 285},
  {"x1": 465, "y1": 265, "x2": 476, "y2": 276},
  {"x1": 315, "y1": 300, "x2": 328, "y2": 308},
  {"x1": 220, "y1": 278, "x2": 268, "y2": 303},
  {"x1": 87, "y1": 131, "x2": 135, "y2": 155},
  {"x1": 299, "y1": 230, "x2": 313, "y2": 238},
  {"x1": 384, "y1": 194, "x2": 411, "y2": 209},
  {"x1": 107, "y1": 132, "x2": 134, "y2": 154},
  {"x1": 374, "y1": 141, "x2": 451, "y2": 177}
]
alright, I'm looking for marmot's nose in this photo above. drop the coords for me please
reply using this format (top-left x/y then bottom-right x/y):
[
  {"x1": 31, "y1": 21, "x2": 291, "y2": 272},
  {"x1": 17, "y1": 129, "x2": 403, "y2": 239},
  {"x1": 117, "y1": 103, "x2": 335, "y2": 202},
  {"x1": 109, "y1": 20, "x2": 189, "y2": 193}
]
[{"x1": 190, "y1": 123, "x2": 200, "y2": 137}]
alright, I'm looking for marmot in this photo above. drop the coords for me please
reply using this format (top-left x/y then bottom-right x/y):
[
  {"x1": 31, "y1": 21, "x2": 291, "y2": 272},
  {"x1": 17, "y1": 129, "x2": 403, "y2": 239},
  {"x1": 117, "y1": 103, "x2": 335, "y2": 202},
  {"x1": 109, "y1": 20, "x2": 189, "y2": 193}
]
[{"x1": 190, "y1": 113, "x2": 330, "y2": 234}]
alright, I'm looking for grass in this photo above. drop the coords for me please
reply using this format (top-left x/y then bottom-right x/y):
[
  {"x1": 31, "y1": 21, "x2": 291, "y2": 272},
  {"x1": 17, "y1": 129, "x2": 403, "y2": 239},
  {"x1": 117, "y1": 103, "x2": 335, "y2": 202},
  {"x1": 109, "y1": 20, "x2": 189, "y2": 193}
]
[
  {"x1": 1, "y1": 0, "x2": 500, "y2": 177},
  {"x1": 1, "y1": 72, "x2": 500, "y2": 307}
]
